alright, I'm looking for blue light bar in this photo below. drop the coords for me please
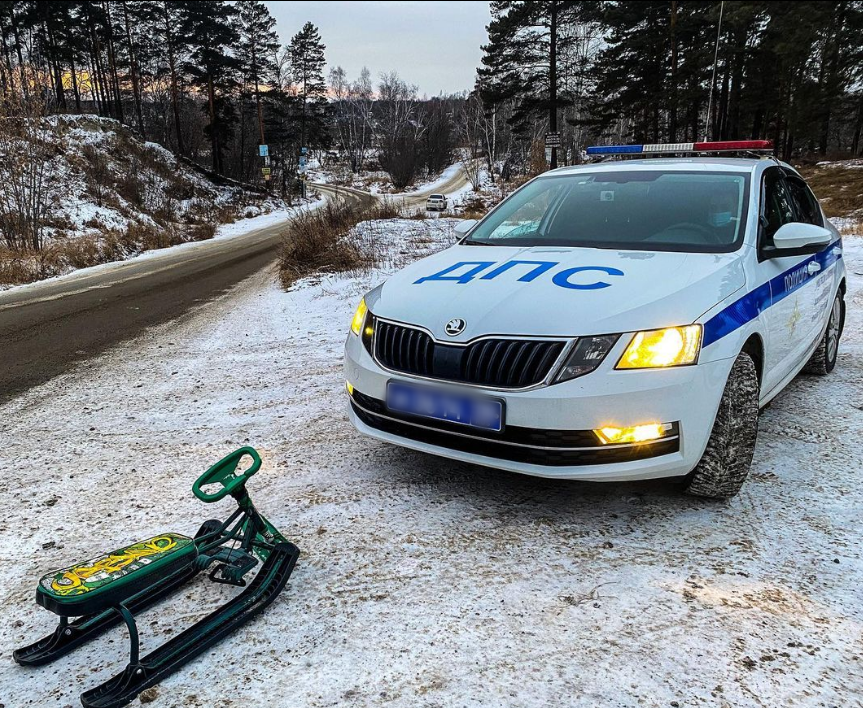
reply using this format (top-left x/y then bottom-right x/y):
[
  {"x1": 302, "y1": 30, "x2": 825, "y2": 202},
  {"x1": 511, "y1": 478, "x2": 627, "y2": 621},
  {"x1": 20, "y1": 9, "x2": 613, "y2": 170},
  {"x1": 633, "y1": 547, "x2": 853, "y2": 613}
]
[
  {"x1": 586, "y1": 144, "x2": 644, "y2": 155},
  {"x1": 586, "y1": 140, "x2": 773, "y2": 156}
]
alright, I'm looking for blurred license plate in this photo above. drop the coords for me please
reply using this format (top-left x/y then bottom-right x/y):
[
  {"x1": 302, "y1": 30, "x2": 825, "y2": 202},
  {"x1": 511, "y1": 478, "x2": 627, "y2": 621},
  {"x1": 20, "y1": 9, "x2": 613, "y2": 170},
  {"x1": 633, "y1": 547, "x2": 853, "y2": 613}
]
[{"x1": 386, "y1": 381, "x2": 503, "y2": 432}]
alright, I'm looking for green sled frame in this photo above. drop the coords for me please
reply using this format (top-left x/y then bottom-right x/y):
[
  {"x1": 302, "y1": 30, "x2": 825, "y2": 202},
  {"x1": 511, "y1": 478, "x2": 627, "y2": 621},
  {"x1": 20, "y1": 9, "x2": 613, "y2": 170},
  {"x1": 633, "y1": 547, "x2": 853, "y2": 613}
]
[{"x1": 13, "y1": 447, "x2": 300, "y2": 708}]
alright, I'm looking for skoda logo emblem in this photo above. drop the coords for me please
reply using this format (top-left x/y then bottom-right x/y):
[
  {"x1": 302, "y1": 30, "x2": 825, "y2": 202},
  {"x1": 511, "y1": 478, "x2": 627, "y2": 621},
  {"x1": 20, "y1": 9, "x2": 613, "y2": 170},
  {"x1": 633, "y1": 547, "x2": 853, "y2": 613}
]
[{"x1": 445, "y1": 318, "x2": 466, "y2": 336}]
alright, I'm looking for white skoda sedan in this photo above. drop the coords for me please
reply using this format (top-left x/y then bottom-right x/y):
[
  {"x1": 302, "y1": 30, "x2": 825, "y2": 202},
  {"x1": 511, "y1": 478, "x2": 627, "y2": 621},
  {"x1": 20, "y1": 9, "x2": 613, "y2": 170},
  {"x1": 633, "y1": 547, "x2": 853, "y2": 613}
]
[{"x1": 344, "y1": 142, "x2": 845, "y2": 499}]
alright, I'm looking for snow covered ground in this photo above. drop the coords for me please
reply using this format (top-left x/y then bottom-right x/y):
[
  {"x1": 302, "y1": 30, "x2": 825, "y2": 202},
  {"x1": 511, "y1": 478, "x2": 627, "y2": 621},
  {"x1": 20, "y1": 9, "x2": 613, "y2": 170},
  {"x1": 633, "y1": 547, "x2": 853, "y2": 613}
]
[{"x1": 0, "y1": 219, "x2": 861, "y2": 707}]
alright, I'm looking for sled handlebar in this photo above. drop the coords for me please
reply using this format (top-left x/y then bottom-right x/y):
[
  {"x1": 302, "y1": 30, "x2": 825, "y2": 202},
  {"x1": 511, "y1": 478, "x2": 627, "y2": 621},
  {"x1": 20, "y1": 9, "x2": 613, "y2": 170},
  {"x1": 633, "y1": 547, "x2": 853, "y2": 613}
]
[{"x1": 192, "y1": 447, "x2": 261, "y2": 503}]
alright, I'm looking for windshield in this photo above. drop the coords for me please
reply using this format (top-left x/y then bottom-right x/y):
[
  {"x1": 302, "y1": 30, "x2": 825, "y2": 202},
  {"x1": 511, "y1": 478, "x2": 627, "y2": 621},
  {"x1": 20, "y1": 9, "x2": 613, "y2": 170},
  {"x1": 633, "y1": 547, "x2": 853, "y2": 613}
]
[{"x1": 465, "y1": 170, "x2": 750, "y2": 253}]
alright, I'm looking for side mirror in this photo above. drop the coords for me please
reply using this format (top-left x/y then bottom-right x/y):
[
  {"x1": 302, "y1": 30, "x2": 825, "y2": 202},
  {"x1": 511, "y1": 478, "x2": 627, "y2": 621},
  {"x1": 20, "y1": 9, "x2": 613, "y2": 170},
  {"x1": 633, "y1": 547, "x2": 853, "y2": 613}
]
[
  {"x1": 453, "y1": 219, "x2": 478, "y2": 236},
  {"x1": 765, "y1": 222, "x2": 832, "y2": 258}
]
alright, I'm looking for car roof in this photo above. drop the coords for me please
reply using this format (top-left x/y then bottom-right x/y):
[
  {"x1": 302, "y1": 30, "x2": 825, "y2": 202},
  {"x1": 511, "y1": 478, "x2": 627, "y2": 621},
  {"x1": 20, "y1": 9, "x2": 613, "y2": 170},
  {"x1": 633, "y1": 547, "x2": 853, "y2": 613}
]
[
  {"x1": 546, "y1": 157, "x2": 792, "y2": 176},
  {"x1": 429, "y1": 194, "x2": 444, "y2": 198}
]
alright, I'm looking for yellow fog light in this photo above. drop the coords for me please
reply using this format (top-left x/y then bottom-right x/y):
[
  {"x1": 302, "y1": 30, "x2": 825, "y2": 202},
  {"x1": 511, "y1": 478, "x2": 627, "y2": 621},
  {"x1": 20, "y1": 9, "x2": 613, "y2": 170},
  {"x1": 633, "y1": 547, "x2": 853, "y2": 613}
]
[
  {"x1": 595, "y1": 422, "x2": 673, "y2": 445},
  {"x1": 350, "y1": 298, "x2": 368, "y2": 336},
  {"x1": 616, "y1": 325, "x2": 702, "y2": 369},
  {"x1": 346, "y1": 381, "x2": 354, "y2": 396}
]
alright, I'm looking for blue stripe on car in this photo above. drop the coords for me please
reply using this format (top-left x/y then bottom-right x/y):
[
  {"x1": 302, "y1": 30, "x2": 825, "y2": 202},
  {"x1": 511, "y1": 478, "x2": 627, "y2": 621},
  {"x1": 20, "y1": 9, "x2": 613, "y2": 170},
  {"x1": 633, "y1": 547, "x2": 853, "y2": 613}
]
[{"x1": 702, "y1": 240, "x2": 842, "y2": 347}]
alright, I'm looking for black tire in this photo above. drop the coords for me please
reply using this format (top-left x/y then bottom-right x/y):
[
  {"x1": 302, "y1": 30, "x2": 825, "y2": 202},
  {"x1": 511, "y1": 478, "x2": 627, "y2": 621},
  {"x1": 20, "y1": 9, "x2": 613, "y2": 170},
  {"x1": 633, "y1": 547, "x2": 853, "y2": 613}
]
[
  {"x1": 803, "y1": 291, "x2": 843, "y2": 375},
  {"x1": 685, "y1": 352, "x2": 760, "y2": 500}
]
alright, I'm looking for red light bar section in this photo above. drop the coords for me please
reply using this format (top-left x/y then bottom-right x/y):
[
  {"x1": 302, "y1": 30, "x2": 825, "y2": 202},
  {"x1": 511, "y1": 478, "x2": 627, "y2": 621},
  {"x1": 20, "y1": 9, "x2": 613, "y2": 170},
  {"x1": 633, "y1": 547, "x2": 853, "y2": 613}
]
[{"x1": 692, "y1": 140, "x2": 773, "y2": 151}]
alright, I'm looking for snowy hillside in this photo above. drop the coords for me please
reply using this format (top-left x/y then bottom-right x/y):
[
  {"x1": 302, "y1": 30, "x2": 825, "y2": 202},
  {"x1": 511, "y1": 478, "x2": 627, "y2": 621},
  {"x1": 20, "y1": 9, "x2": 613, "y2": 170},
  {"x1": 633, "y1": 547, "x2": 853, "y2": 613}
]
[{"x1": 0, "y1": 115, "x2": 284, "y2": 286}]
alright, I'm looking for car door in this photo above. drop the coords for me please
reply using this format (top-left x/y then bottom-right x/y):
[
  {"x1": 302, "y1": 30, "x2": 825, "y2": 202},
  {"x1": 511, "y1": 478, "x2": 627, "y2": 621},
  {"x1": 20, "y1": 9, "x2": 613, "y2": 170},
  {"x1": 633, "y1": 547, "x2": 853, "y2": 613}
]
[
  {"x1": 784, "y1": 170, "x2": 834, "y2": 334},
  {"x1": 756, "y1": 167, "x2": 820, "y2": 395}
]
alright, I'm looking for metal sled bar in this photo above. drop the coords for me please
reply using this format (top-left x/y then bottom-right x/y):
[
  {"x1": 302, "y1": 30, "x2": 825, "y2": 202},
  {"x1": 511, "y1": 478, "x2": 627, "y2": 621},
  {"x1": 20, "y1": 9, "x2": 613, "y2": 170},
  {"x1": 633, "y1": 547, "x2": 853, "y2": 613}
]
[
  {"x1": 13, "y1": 563, "x2": 199, "y2": 667},
  {"x1": 14, "y1": 519, "x2": 223, "y2": 667},
  {"x1": 80, "y1": 541, "x2": 299, "y2": 708}
]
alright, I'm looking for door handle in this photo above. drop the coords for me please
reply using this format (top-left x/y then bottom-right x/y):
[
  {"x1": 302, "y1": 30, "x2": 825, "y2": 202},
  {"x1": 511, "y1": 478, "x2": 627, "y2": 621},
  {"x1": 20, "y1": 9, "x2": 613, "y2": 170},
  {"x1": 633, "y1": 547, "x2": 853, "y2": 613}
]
[{"x1": 807, "y1": 261, "x2": 821, "y2": 275}]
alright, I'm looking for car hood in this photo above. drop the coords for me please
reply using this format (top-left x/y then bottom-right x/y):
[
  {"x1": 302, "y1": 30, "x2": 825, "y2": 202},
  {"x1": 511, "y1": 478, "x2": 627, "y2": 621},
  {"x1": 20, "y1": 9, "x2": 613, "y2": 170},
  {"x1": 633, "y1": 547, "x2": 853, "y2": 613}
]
[{"x1": 368, "y1": 244, "x2": 746, "y2": 340}]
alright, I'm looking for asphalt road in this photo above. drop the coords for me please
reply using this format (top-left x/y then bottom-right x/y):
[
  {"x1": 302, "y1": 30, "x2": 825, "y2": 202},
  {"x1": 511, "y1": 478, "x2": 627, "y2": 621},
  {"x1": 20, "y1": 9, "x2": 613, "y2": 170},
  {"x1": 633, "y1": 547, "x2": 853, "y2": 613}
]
[
  {"x1": 0, "y1": 172, "x2": 466, "y2": 404},
  {"x1": 0, "y1": 185, "x2": 373, "y2": 403},
  {"x1": 394, "y1": 165, "x2": 471, "y2": 208}
]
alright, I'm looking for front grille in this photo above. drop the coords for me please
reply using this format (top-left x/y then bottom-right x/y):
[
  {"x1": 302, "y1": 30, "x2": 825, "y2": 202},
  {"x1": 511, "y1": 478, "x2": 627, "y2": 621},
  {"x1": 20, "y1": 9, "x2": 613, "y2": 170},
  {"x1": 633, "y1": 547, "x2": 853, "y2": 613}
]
[
  {"x1": 350, "y1": 391, "x2": 680, "y2": 467},
  {"x1": 374, "y1": 320, "x2": 435, "y2": 377},
  {"x1": 373, "y1": 319, "x2": 566, "y2": 389}
]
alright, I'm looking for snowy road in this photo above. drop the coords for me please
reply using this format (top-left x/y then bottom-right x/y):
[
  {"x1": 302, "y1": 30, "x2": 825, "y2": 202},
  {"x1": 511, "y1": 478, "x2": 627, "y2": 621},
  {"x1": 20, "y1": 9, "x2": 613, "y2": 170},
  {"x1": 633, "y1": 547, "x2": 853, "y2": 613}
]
[
  {"x1": 0, "y1": 220, "x2": 860, "y2": 707},
  {"x1": 0, "y1": 207, "x2": 322, "y2": 403}
]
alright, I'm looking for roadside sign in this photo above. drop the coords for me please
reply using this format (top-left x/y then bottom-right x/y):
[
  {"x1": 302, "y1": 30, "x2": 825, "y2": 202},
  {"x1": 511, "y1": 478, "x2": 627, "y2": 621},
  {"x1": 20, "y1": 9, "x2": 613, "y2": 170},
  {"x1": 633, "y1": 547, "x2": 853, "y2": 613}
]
[
  {"x1": 263, "y1": 155, "x2": 271, "y2": 167},
  {"x1": 263, "y1": 174, "x2": 271, "y2": 181},
  {"x1": 259, "y1": 144, "x2": 269, "y2": 157},
  {"x1": 545, "y1": 132, "x2": 561, "y2": 148},
  {"x1": 261, "y1": 167, "x2": 271, "y2": 176},
  {"x1": 300, "y1": 147, "x2": 308, "y2": 155}
]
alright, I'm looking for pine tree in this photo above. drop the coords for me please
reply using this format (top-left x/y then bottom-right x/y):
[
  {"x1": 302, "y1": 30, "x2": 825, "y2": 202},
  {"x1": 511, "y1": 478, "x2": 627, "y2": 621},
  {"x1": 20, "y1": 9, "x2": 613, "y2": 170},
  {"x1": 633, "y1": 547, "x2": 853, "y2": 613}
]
[
  {"x1": 479, "y1": 1, "x2": 586, "y2": 168},
  {"x1": 178, "y1": 0, "x2": 240, "y2": 174},
  {"x1": 289, "y1": 21, "x2": 328, "y2": 149},
  {"x1": 238, "y1": 1, "x2": 279, "y2": 146}
]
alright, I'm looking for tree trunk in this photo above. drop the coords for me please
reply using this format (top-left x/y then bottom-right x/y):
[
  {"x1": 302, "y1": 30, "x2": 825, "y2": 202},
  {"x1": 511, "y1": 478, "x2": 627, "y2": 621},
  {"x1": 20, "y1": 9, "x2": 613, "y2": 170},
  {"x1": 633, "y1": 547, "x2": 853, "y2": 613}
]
[
  {"x1": 122, "y1": 2, "x2": 146, "y2": 139},
  {"x1": 44, "y1": 21, "x2": 66, "y2": 109},
  {"x1": 252, "y1": 46, "x2": 267, "y2": 190},
  {"x1": 300, "y1": 72, "x2": 307, "y2": 150},
  {"x1": 549, "y1": 1, "x2": 558, "y2": 169},
  {"x1": 87, "y1": 49, "x2": 102, "y2": 114},
  {"x1": 103, "y1": 2, "x2": 124, "y2": 122},
  {"x1": 718, "y1": 49, "x2": 730, "y2": 140},
  {"x1": 162, "y1": 3, "x2": 185, "y2": 156},
  {"x1": 84, "y1": 4, "x2": 109, "y2": 116},
  {"x1": 669, "y1": 0, "x2": 678, "y2": 142},
  {"x1": 97, "y1": 47, "x2": 111, "y2": 116},
  {"x1": 69, "y1": 53, "x2": 82, "y2": 112},
  {"x1": 207, "y1": 74, "x2": 219, "y2": 173},
  {"x1": 252, "y1": 46, "x2": 266, "y2": 145},
  {"x1": 91, "y1": 31, "x2": 111, "y2": 118},
  {"x1": 240, "y1": 94, "x2": 247, "y2": 179},
  {"x1": 9, "y1": 3, "x2": 27, "y2": 97},
  {"x1": 851, "y1": 93, "x2": 863, "y2": 157},
  {"x1": 0, "y1": 25, "x2": 14, "y2": 96}
]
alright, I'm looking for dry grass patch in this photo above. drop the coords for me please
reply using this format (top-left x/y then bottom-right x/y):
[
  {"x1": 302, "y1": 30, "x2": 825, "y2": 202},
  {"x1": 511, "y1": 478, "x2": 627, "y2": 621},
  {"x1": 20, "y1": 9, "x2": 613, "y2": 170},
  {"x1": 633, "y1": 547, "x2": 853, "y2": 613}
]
[
  {"x1": 278, "y1": 200, "x2": 400, "y2": 289},
  {"x1": 795, "y1": 162, "x2": 863, "y2": 218},
  {"x1": 0, "y1": 219, "x2": 218, "y2": 287}
]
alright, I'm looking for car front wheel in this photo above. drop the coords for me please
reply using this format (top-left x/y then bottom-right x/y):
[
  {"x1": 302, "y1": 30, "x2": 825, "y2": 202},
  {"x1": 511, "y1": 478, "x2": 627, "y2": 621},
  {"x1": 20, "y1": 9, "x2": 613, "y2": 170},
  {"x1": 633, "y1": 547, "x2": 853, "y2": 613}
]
[
  {"x1": 803, "y1": 291, "x2": 843, "y2": 375},
  {"x1": 685, "y1": 351, "x2": 760, "y2": 500}
]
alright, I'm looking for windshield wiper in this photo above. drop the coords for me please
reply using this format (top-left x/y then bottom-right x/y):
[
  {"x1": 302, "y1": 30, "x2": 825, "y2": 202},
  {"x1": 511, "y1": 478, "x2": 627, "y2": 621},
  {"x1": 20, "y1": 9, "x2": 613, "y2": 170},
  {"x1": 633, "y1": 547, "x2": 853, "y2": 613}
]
[{"x1": 463, "y1": 238, "x2": 507, "y2": 246}]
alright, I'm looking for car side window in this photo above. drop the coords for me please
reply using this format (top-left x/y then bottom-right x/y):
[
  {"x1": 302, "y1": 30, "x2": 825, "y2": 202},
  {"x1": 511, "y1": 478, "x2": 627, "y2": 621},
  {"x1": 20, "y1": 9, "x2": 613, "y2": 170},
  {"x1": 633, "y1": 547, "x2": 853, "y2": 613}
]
[
  {"x1": 760, "y1": 169, "x2": 796, "y2": 248},
  {"x1": 785, "y1": 175, "x2": 824, "y2": 227}
]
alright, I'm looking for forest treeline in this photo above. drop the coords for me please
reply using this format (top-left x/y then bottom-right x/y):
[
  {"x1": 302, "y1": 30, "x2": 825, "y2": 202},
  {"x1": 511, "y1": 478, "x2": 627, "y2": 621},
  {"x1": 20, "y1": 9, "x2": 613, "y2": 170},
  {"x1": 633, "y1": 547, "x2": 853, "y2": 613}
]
[
  {"x1": 1, "y1": 1, "x2": 861, "y2": 192},
  {"x1": 480, "y1": 1, "x2": 863, "y2": 167}
]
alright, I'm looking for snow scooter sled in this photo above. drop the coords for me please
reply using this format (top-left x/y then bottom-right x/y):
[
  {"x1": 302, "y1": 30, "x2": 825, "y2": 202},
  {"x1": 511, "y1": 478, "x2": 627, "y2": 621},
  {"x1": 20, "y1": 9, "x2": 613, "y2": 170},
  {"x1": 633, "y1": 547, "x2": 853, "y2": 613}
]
[{"x1": 14, "y1": 446, "x2": 300, "y2": 708}]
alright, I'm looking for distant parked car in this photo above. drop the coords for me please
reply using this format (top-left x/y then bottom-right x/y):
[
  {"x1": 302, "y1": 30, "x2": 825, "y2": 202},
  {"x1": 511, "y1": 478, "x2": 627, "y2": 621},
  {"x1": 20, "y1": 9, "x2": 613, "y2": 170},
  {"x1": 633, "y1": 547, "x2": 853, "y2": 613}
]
[{"x1": 426, "y1": 194, "x2": 448, "y2": 211}]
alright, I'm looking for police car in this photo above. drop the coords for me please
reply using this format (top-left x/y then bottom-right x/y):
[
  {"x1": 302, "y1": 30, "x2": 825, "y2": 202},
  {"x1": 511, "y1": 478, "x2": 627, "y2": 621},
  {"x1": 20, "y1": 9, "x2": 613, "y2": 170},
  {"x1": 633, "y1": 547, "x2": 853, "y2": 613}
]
[{"x1": 344, "y1": 141, "x2": 845, "y2": 499}]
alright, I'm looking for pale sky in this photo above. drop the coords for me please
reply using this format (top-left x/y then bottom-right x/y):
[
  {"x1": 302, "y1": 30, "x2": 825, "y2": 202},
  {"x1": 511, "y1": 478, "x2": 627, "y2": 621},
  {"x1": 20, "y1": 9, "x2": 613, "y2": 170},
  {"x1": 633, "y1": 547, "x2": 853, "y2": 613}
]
[{"x1": 263, "y1": 1, "x2": 491, "y2": 96}]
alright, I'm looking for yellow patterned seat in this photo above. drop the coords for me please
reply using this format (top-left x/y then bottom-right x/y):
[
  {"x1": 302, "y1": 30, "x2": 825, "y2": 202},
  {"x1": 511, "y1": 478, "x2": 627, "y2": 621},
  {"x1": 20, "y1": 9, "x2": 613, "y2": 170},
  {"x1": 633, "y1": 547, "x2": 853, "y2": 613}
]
[{"x1": 37, "y1": 533, "x2": 197, "y2": 616}]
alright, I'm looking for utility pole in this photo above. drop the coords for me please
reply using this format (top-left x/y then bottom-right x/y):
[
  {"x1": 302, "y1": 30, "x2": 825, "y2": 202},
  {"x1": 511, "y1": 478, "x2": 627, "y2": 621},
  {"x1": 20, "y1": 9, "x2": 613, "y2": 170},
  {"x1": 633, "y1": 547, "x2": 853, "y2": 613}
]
[
  {"x1": 549, "y1": 0, "x2": 558, "y2": 169},
  {"x1": 252, "y1": 43, "x2": 268, "y2": 191}
]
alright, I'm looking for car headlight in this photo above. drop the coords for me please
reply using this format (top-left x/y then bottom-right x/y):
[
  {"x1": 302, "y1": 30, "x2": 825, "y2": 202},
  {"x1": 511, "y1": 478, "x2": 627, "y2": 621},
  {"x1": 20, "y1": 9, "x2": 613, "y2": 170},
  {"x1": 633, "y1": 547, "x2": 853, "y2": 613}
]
[
  {"x1": 616, "y1": 325, "x2": 702, "y2": 369},
  {"x1": 553, "y1": 335, "x2": 619, "y2": 383},
  {"x1": 350, "y1": 298, "x2": 368, "y2": 336}
]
